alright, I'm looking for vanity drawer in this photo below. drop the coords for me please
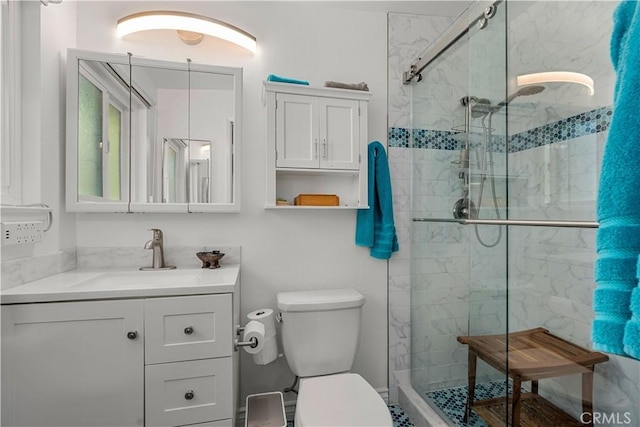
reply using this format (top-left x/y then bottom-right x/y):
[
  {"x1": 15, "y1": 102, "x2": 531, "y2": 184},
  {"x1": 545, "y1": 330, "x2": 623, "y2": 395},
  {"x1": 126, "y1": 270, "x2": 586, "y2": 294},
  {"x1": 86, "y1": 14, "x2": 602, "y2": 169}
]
[
  {"x1": 145, "y1": 358, "x2": 233, "y2": 427},
  {"x1": 145, "y1": 295, "x2": 232, "y2": 364}
]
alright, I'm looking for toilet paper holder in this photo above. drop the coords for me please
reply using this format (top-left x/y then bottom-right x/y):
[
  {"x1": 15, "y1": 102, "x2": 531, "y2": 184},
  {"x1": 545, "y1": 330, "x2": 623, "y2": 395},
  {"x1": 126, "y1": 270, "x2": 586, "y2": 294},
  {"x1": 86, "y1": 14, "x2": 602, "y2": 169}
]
[{"x1": 235, "y1": 324, "x2": 258, "y2": 351}]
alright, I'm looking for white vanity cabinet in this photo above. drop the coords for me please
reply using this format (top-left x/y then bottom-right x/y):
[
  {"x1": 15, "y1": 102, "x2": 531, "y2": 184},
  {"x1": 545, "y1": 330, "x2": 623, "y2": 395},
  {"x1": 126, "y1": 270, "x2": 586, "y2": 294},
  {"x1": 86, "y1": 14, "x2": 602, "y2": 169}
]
[
  {"x1": 1, "y1": 299, "x2": 145, "y2": 427},
  {"x1": 2, "y1": 293, "x2": 236, "y2": 427},
  {"x1": 264, "y1": 82, "x2": 371, "y2": 208}
]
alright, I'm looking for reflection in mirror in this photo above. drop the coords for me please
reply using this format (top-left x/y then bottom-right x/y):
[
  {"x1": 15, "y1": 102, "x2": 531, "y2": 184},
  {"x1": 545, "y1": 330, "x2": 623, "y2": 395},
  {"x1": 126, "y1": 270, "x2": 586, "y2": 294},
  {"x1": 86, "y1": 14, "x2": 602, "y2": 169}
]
[
  {"x1": 77, "y1": 59, "x2": 129, "y2": 202},
  {"x1": 129, "y1": 62, "x2": 189, "y2": 206},
  {"x1": 163, "y1": 138, "x2": 188, "y2": 203},
  {"x1": 188, "y1": 70, "x2": 235, "y2": 204},
  {"x1": 188, "y1": 140, "x2": 211, "y2": 203},
  {"x1": 67, "y1": 49, "x2": 242, "y2": 212}
]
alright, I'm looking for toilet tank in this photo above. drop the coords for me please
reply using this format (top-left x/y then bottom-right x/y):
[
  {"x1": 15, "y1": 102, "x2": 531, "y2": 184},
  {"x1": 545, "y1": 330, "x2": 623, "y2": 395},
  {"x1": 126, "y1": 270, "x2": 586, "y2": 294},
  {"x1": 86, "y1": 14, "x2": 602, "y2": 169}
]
[{"x1": 277, "y1": 289, "x2": 365, "y2": 378}]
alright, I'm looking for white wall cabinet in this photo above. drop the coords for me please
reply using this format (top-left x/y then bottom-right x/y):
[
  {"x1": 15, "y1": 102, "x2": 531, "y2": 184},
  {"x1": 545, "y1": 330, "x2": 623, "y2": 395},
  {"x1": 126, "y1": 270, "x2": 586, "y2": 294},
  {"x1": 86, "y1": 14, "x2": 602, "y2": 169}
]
[
  {"x1": 275, "y1": 93, "x2": 360, "y2": 170},
  {"x1": 2, "y1": 294, "x2": 236, "y2": 427},
  {"x1": 264, "y1": 82, "x2": 371, "y2": 208}
]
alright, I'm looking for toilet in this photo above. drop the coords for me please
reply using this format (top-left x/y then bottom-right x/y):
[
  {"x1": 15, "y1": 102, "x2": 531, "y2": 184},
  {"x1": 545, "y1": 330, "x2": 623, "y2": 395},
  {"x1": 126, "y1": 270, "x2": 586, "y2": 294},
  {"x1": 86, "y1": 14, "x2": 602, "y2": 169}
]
[{"x1": 276, "y1": 289, "x2": 393, "y2": 427}]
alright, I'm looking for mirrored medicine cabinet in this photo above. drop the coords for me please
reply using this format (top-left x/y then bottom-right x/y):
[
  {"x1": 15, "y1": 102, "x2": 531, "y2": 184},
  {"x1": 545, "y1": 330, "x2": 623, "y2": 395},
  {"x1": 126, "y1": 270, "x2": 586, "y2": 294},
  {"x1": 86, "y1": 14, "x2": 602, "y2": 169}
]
[{"x1": 65, "y1": 49, "x2": 242, "y2": 213}]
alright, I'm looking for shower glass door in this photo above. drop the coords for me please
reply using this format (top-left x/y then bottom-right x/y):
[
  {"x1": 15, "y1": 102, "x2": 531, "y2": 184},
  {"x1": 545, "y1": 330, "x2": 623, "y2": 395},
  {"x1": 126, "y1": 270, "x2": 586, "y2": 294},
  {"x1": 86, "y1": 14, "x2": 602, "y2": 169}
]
[
  {"x1": 410, "y1": 0, "x2": 631, "y2": 425},
  {"x1": 409, "y1": 1, "x2": 511, "y2": 423},
  {"x1": 465, "y1": 0, "x2": 510, "y2": 422}
]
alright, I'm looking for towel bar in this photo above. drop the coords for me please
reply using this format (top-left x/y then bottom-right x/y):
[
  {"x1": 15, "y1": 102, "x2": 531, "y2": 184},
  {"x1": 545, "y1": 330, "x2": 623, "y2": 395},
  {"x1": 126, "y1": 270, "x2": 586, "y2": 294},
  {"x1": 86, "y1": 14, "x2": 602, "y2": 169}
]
[{"x1": 412, "y1": 218, "x2": 599, "y2": 228}]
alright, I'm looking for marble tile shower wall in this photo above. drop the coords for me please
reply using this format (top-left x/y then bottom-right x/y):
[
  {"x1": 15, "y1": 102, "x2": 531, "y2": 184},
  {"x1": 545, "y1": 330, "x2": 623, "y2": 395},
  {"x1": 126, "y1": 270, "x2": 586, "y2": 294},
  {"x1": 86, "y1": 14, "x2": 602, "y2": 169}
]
[
  {"x1": 507, "y1": 135, "x2": 640, "y2": 423},
  {"x1": 387, "y1": 12, "x2": 457, "y2": 403},
  {"x1": 507, "y1": 0, "x2": 616, "y2": 135},
  {"x1": 394, "y1": 108, "x2": 617, "y2": 391},
  {"x1": 390, "y1": 2, "x2": 636, "y2": 423}
]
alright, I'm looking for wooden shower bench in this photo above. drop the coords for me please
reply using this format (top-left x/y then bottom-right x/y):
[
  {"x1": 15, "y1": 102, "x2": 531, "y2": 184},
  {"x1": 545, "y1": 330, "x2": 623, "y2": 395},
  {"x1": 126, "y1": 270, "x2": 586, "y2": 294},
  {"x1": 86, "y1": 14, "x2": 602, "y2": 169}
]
[{"x1": 457, "y1": 328, "x2": 609, "y2": 427}]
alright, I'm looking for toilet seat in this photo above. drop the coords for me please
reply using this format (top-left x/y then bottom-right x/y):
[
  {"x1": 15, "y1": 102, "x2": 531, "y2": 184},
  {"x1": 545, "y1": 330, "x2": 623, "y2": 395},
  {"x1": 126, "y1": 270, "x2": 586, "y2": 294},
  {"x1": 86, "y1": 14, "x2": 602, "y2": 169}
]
[{"x1": 294, "y1": 373, "x2": 393, "y2": 427}]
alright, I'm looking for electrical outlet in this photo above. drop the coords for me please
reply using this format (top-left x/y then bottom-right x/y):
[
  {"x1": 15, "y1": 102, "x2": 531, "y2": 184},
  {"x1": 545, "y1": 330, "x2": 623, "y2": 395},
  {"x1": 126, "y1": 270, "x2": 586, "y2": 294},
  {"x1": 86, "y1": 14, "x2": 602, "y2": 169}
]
[{"x1": 1, "y1": 221, "x2": 44, "y2": 246}]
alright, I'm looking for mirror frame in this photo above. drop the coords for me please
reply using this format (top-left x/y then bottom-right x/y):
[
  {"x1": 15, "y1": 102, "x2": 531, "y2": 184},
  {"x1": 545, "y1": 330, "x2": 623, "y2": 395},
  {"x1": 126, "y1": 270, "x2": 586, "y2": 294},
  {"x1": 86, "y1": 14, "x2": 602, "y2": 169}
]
[{"x1": 65, "y1": 49, "x2": 242, "y2": 213}]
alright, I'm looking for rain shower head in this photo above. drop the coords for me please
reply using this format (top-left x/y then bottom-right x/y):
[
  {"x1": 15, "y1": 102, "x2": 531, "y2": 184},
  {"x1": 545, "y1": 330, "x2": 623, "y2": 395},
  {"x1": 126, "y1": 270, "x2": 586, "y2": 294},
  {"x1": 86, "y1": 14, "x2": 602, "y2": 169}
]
[{"x1": 499, "y1": 85, "x2": 546, "y2": 106}]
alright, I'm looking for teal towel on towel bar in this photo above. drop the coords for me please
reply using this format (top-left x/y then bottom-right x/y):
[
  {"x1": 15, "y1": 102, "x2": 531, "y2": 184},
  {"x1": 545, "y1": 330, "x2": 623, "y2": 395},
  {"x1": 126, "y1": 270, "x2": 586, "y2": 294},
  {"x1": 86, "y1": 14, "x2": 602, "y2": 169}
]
[
  {"x1": 356, "y1": 141, "x2": 399, "y2": 260},
  {"x1": 593, "y1": 1, "x2": 640, "y2": 358},
  {"x1": 266, "y1": 74, "x2": 309, "y2": 85}
]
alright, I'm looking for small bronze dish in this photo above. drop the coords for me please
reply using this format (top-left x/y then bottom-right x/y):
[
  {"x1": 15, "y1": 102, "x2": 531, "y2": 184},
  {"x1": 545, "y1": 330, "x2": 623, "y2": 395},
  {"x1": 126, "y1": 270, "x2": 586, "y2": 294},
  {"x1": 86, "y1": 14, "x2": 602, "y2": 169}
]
[{"x1": 196, "y1": 251, "x2": 225, "y2": 269}]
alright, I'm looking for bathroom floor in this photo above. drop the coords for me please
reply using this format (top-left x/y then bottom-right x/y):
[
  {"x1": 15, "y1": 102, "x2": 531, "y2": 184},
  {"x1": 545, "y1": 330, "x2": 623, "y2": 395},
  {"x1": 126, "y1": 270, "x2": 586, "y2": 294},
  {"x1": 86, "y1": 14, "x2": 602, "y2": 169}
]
[
  {"x1": 425, "y1": 380, "x2": 517, "y2": 427},
  {"x1": 285, "y1": 404, "x2": 415, "y2": 427}
]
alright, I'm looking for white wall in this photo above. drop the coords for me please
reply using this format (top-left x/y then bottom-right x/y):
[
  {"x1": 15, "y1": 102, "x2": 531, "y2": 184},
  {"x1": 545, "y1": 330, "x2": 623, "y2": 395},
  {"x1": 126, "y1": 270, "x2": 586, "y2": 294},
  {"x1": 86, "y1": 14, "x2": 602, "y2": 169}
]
[
  {"x1": 0, "y1": 1, "x2": 78, "y2": 288},
  {"x1": 69, "y1": 0, "x2": 391, "y2": 403},
  {"x1": 2, "y1": 0, "x2": 467, "y2": 408}
]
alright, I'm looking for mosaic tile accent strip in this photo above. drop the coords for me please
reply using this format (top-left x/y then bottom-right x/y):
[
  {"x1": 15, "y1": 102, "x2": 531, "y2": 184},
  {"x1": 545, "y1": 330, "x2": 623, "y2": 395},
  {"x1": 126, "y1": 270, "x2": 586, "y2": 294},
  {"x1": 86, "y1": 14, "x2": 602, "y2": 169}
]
[
  {"x1": 508, "y1": 105, "x2": 612, "y2": 152},
  {"x1": 425, "y1": 380, "x2": 523, "y2": 427},
  {"x1": 389, "y1": 106, "x2": 612, "y2": 153},
  {"x1": 285, "y1": 404, "x2": 415, "y2": 427}
]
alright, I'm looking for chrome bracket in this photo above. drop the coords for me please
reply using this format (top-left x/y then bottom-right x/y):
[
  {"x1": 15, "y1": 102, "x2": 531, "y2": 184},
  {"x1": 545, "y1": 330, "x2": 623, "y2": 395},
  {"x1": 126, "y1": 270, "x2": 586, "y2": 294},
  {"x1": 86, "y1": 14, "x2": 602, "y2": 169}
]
[{"x1": 235, "y1": 337, "x2": 258, "y2": 351}]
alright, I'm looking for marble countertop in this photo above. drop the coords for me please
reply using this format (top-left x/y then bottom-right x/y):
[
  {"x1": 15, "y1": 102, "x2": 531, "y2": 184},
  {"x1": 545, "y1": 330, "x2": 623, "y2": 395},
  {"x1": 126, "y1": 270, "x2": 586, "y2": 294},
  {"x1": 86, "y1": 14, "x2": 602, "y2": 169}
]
[{"x1": 1, "y1": 264, "x2": 240, "y2": 304}]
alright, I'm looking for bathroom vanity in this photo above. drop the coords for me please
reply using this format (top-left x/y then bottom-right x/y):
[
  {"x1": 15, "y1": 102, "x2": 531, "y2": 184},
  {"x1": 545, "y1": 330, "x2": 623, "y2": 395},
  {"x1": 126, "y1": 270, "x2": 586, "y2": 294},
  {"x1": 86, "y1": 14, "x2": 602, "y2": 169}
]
[{"x1": 1, "y1": 266, "x2": 240, "y2": 427}]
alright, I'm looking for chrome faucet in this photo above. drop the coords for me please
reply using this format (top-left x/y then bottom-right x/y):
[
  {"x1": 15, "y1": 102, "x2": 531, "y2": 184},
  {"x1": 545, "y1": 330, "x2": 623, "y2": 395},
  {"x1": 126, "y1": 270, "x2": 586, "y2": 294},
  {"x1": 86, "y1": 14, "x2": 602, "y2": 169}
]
[{"x1": 140, "y1": 228, "x2": 176, "y2": 270}]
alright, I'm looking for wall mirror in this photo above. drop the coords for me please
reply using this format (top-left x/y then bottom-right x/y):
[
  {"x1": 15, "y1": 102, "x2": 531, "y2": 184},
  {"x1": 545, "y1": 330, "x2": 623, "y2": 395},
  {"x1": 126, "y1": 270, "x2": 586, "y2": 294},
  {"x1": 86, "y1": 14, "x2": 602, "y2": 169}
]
[{"x1": 66, "y1": 49, "x2": 242, "y2": 213}]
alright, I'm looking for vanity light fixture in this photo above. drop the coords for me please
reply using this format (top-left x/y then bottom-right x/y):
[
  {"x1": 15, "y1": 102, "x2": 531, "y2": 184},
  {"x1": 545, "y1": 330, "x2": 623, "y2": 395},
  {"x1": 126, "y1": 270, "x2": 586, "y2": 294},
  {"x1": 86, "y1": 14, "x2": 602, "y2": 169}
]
[
  {"x1": 517, "y1": 71, "x2": 594, "y2": 95},
  {"x1": 117, "y1": 11, "x2": 257, "y2": 53}
]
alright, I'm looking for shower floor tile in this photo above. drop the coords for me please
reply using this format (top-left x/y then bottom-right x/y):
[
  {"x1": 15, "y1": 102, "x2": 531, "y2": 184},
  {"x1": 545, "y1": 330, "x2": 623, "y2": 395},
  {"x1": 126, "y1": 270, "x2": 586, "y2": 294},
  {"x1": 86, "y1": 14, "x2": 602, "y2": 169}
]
[
  {"x1": 389, "y1": 403, "x2": 415, "y2": 427},
  {"x1": 425, "y1": 380, "x2": 520, "y2": 427}
]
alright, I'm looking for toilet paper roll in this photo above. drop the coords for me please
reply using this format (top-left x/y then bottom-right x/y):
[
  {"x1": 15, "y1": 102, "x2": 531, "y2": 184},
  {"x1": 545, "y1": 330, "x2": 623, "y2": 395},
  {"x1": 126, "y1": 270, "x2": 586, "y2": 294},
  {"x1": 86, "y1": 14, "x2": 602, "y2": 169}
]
[
  {"x1": 252, "y1": 335, "x2": 278, "y2": 365},
  {"x1": 242, "y1": 320, "x2": 265, "y2": 355},
  {"x1": 247, "y1": 308, "x2": 276, "y2": 338},
  {"x1": 242, "y1": 320, "x2": 278, "y2": 365}
]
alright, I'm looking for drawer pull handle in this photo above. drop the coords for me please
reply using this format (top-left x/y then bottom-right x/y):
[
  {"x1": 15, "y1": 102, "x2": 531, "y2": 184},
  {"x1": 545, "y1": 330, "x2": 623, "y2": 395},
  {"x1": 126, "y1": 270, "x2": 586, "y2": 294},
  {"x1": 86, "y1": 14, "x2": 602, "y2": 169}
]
[
  {"x1": 184, "y1": 326, "x2": 194, "y2": 335},
  {"x1": 127, "y1": 331, "x2": 138, "y2": 340},
  {"x1": 185, "y1": 390, "x2": 195, "y2": 400}
]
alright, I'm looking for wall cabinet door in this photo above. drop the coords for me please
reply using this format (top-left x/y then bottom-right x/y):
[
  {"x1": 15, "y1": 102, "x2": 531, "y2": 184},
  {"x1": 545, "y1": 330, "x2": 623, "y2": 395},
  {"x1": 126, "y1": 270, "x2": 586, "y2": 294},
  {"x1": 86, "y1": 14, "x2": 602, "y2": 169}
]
[
  {"x1": 275, "y1": 93, "x2": 318, "y2": 169},
  {"x1": 276, "y1": 94, "x2": 359, "y2": 170},
  {"x1": 318, "y1": 97, "x2": 360, "y2": 170},
  {"x1": 1, "y1": 300, "x2": 144, "y2": 427}
]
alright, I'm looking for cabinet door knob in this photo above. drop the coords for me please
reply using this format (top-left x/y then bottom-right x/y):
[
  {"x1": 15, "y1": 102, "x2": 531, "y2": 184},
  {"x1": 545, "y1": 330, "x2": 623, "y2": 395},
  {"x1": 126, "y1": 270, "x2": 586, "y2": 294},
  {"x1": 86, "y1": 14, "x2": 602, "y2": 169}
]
[
  {"x1": 184, "y1": 390, "x2": 195, "y2": 400},
  {"x1": 127, "y1": 331, "x2": 138, "y2": 340},
  {"x1": 184, "y1": 326, "x2": 194, "y2": 335}
]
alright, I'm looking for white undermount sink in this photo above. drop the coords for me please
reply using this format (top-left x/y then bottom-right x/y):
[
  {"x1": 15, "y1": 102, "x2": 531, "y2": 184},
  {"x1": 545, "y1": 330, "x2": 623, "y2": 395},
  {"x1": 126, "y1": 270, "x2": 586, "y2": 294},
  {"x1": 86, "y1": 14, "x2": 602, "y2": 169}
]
[
  {"x1": 1, "y1": 265, "x2": 240, "y2": 304},
  {"x1": 74, "y1": 269, "x2": 202, "y2": 289}
]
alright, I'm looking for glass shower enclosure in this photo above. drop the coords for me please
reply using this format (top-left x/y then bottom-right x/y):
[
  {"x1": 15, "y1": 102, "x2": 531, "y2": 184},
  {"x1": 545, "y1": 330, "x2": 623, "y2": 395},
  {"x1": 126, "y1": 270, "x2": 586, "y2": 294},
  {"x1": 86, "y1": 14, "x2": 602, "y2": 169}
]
[{"x1": 406, "y1": 1, "x2": 633, "y2": 426}]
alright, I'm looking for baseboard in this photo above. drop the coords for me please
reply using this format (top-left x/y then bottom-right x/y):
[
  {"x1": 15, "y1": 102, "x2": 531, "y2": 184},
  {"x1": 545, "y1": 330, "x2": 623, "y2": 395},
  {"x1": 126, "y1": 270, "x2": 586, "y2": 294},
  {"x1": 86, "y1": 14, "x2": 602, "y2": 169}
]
[
  {"x1": 236, "y1": 387, "x2": 390, "y2": 426},
  {"x1": 377, "y1": 387, "x2": 390, "y2": 403}
]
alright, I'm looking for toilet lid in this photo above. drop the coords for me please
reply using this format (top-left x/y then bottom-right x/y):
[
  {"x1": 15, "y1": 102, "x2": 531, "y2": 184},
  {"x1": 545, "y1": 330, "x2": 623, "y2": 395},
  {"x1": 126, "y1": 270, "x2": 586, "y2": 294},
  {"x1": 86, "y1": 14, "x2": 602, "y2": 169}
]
[{"x1": 295, "y1": 373, "x2": 393, "y2": 427}]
